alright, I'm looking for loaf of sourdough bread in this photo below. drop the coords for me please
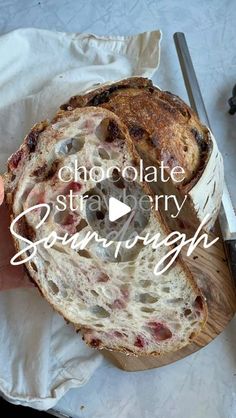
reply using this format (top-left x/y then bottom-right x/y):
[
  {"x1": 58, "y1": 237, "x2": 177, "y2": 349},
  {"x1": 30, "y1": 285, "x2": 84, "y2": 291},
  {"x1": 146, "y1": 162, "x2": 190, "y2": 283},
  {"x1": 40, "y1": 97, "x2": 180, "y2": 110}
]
[
  {"x1": 61, "y1": 77, "x2": 223, "y2": 235},
  {"x1": 4, "y1": 106, "x2": 207, "y2": 356}
]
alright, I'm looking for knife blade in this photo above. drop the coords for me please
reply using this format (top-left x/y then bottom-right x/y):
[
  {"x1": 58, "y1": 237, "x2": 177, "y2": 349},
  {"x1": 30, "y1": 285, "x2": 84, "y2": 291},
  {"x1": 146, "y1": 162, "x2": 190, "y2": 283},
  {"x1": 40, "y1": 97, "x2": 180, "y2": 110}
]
[{"x1": 173, "y1": 32, "x2": 236, "y2": 281}]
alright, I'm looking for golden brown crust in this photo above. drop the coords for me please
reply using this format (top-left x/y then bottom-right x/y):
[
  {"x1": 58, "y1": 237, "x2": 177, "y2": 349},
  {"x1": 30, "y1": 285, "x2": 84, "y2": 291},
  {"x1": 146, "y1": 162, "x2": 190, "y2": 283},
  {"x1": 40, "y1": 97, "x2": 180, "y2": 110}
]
[{"x1": 60, "y1": 77, "x2": 212, "y2": 190}]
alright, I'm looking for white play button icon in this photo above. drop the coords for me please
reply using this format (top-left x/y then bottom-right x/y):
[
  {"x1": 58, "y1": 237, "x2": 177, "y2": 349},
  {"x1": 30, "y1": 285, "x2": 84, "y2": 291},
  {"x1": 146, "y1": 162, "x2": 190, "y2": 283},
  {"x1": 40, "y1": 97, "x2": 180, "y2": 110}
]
[
  {"x1": 85, "y1": 177, "x2": 151, "y2": 242},
  {"x1": 109, "y1": 197, "x2": 131, "y2": 222}
]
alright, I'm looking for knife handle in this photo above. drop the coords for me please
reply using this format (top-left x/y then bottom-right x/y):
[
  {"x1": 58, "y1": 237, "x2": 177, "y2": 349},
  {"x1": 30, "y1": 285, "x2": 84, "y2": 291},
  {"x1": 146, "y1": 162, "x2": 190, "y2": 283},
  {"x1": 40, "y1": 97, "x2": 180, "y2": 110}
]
[{"x1": 225, "y1": 240, "x2": 236, "y2": 283}]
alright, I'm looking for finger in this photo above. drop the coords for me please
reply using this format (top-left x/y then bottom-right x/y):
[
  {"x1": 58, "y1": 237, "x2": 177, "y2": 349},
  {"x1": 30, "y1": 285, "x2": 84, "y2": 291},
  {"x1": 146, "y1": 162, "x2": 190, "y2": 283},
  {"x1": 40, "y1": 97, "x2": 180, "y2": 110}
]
[
  {"x1": 0, "y1": 202, "x2": 34, "y2": 290},
  {"x1": 0, "y1": 176, "x2": 4, "y2": 205}
]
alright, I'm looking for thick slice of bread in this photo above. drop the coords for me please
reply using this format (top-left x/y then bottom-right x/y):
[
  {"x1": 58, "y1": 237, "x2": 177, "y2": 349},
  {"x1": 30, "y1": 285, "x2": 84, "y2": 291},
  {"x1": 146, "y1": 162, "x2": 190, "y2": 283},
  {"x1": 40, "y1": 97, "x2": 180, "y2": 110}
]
[
  {"x1": 4, "y1": 106, "x2": 207, "y2": 355},
  {"x1": 61, "y1": 77, "x2": 223, "y2": 235}
]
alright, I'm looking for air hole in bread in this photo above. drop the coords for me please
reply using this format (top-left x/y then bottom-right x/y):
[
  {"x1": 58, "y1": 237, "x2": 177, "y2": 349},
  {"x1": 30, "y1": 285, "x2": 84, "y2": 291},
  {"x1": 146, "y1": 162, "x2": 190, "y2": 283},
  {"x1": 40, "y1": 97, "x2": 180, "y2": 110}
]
[
  {"x1": 56, "y1": 139, "x2": 73, "y2": 155},
  {"x1": 141, "y1": 306, "x2": 155, "y2": 313},
  {"x1": 111, "y1": 169, "x2": 124, "y2": 188},
  {"x1": 95, "y1": 118, "x2": 110, "y2": 142},
  {"x1": 91, "y1": 290, "x2": 99, "y2": 297},
  {"x1": 212, "y1": 181, "x2": 216, "y2": 196},
  {"x1": 67, "y1": 142, "x2": 73, "y2": 152},
  {"x1": 184, "y1": 145, "x2": 188, "y2": 152},
  {"x1": 162, "y1": 287, "x2": 170, "y2": 293},
  {"x1": 72, "y1": 134, "x2": 85, "y2": 152},
  {"x1": 148, "y1": 262, "x2": 155, "y2": 269},
  {"x1": 78, "y1": 249, "x2": 91, "y2": 258},
  {"x1": 110, "y1": 151, "x2": 120, "y2": 160},
  {"x1": 95, "y1": 183, "x2": 101, "y2": 190},
  {"x1": 97, "y1": 273, "x2": 109, "y2": 282},
  {"x1": 94, "y1": 168, "x2": 100, "y2": 176},
  {"x1": 40, "y1": 205, "x2": 49, "y2": 221},
  {"x1": 98, "y1": 148, "x2": 110, "y2": 160},
  {"x1": 62, "y1": 283, "x2": 70, "y2": 290},
  {"x1": 167, "y1": 298, "x2": 184, "y2": 305},
  {"x1": 96, "y1": 211, "x2": 105, "y2": 220},
  {"x1": 93, "y1": 158, "x2": 102, "y2": 167},
  {"x1": 96, "y1": 118, "x2": 123, "y2": 143},
  {"x1": 79, "y1": 170, "x2": 87, "y2": 180},
  {"x1": 184, "y1": 308, "x2": 192, "y2": 317},
  {"x1": 11, "y1": 173, "x2": 16, "y2": 181},
  {"x1": 48, "y1": 280, "x2": 59, "y2": 295},
  {"x1": 86, "y1": 191, "x2": 100, "y2": 203},
  {"x1": 76, "y1": 218, "x2": 88, "y2": 232},
  {"x1": 30, "y1": 262, "x2": 38, "y2": 272},
  {"x1": 90, "y1": 306, "x2": 110, "y2": 318},
  {"x1": 140, "y1": 280, "x2": 152, "y2": 288},
  {"x1": 56, "y1": 134, "x2": 86, "y2": 156},
  {"x1": 147, "y1": 322, "x2": 172, "y2": 341},
  {"x1": 139, "y1": 293, "x2": 159, "y2": 304},
  {"x1": 53, "y1": 244, "x2": 65, "y2": 254},
  {"x1": 121, "y1": 328, "x2": 128, "y2": 338}
]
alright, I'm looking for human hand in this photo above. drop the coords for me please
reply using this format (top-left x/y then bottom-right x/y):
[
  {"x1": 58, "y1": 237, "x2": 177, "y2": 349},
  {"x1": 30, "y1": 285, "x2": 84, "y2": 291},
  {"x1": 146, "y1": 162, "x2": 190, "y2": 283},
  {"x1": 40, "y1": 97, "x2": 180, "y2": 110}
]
[
  {"x1": 0, "y1": 176, "x2": 34, "y2": 290},
  {"x1": 0, "y1": 176, "x2": 4, "y2": 205}
]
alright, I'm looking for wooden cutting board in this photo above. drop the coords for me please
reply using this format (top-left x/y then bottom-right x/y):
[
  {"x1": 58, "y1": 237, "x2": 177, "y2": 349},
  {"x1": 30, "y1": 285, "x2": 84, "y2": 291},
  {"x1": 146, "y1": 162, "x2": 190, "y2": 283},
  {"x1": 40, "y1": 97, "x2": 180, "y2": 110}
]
[{"x1": 104, "y1": 224, "x2": 236, "y2": 371}]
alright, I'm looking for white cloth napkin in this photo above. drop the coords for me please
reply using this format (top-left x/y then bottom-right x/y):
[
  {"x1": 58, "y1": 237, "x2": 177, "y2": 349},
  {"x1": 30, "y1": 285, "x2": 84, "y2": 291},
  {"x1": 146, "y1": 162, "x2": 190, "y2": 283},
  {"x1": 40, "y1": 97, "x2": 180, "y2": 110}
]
[{"x1": 0, "y1": 28, "x2": 161, "y2": 410}]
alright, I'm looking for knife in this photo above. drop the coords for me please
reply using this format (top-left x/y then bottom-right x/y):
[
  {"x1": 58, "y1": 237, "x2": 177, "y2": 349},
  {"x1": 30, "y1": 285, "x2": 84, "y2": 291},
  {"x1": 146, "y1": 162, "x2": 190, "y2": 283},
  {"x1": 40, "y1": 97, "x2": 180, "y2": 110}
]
[{"x1": 173, "y1": 32, "x2": 236, "y2": 282}]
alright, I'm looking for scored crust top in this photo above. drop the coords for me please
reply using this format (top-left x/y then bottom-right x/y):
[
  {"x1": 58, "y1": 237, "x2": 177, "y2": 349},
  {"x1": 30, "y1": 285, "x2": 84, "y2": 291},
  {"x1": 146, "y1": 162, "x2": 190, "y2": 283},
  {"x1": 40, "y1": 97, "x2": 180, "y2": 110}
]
[{"x1": 60, "y1": 77, "x2": 212, "y2": 191}]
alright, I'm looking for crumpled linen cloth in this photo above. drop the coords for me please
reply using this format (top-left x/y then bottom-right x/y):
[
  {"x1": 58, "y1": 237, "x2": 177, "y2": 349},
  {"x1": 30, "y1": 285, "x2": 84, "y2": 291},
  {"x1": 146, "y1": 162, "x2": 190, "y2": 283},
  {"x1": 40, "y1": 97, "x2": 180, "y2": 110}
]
[{"x1": 0, "y1": 28, "x2": 161, "y2": 410}]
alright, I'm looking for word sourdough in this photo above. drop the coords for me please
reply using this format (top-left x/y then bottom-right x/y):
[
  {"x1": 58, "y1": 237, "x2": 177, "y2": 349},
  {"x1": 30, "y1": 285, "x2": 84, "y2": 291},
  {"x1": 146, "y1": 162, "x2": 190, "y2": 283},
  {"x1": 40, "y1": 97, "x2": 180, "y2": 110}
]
[{"x1": 10, "y1": 204, "x2": 219, "y2": 276}]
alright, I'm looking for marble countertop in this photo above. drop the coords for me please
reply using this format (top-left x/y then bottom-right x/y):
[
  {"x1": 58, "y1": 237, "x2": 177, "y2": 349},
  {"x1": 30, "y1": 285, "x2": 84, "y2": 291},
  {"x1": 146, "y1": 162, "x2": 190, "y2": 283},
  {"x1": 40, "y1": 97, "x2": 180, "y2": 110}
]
[{"x1": 0, "y1": 1, "x2": 235, "y2": 417}]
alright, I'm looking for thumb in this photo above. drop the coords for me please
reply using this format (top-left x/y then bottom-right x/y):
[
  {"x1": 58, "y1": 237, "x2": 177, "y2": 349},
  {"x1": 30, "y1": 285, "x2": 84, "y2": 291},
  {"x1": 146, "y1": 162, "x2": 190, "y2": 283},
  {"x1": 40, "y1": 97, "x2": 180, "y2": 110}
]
[{"x1": 0, "y1": 176, "x2": 4, "y2": 206}]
